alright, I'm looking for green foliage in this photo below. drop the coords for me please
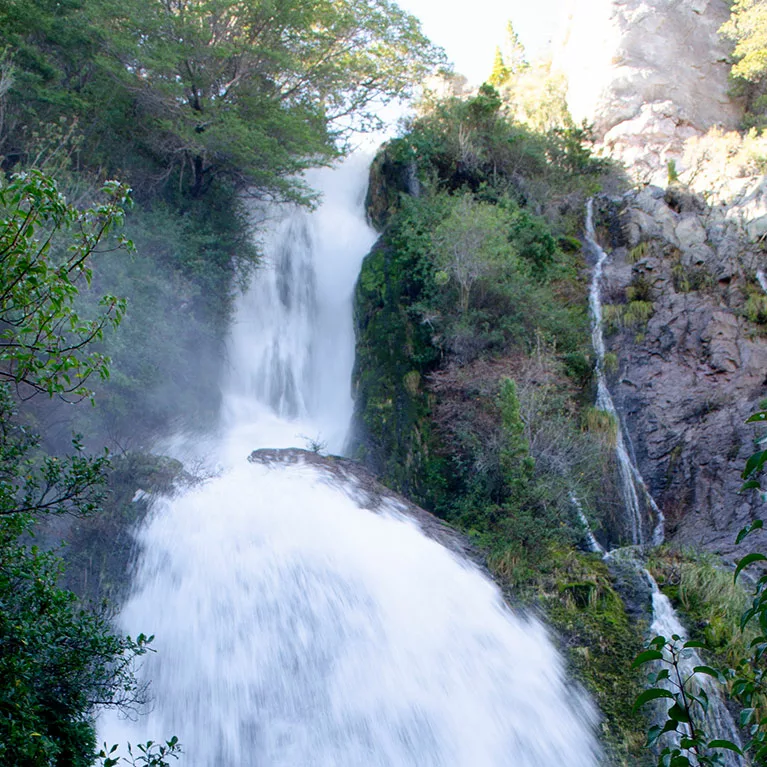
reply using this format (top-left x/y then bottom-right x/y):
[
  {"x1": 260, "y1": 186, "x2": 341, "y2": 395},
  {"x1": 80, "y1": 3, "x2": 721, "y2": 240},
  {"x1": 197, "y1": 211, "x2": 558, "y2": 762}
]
[
  {"x1": 667, "y1": 160, "x2": 680, "y2": 185},
  {"x1": 497, "y1": 378, "x2": 535, "y2": 504},
  {"x1": 0, "y1": 520, "x2": 155, "y2": 767},
  {"x1": 603, "y1": 300, "x2": 655, "y2": 332},
  {"x1": 98, "y1": 737, "x2": 181, "y2": 767},
  {"x1": 432, "y1": 194, "x2": 514, "y2": 312},
  {"x1": 744, "y1": 292, "x2": 767, "y2": 326},
  {"x1": 721, "y1": 0, "x2": 767, "y2": 83},
  {"x1": 0, "y1": 0, "x2": 443, "y2": 202},
  {"x1": 671, "y1": 263, "x2": 715, "y2": 294},
  {"x1": 0, "y1": 170, "x2": 129, "y2": 399},
  {"x1": 488, "y1": 48, "x2": 510, "y2": 88},
  {"x1": 0, "y1": 167, "x2": 177, "y2": 765},
  {"x1": 0, "y1": 386, "x2": 109, "y2": 520},
  {"x1": 629, "y1": 242, "x2": 650, "y2": 264},
  {"x1": 720, "y1": 0, "x2": 767, "y2": 126},
  {"x1": 396, "y1": 89, "x2": 608, "y2": 210}
]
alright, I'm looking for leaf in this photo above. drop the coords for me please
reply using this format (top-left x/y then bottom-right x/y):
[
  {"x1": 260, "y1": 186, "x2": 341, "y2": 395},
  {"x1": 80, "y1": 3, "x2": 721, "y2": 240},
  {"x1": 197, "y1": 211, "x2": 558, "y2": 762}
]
[
  {"x1": 646, "y1": 725, "x2": 663, "y2": 748},
  {"x1": 693, "y1": 665, "x2": 726, "y2": 684},
  {"x1": 735, "y1": 552, "x2": 767, "y2": 582},
  {"x1": 668, "y1": 703, "x2": 691, "y2": 723},
  {"x1": 682, "y1": 639, "x2": 706, "y2": 649},
  {"x1": 708, "y1": 740, "x2": 744, "y2": 755},
  {"x1": 746, "y1": 412, "x2": 767, "y2": 423},
  {"x1": 633, "y1": 649, "x2": 664, "y2": 668},
  {"x1": 737, "y1": 520, "x2": 764, "y2": 544},
  {"x1": 633, "y1": 687, "x2": 675, "y2": 711},
  {"x1": 741, "y1": 708, "x2": 755, "y2": 727},
  {"x1": 743, "y1": 450, "x2": 767, "y2": 479}
]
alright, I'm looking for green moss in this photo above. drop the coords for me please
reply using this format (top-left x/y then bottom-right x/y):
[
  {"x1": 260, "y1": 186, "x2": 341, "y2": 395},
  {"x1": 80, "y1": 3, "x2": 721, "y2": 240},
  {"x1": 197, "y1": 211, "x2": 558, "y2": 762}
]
[
  {"x1": 603, "y1": 300, "x2": 654, "y2": 333},
  {"x1": 628, "y1": 242, "x2": 650, "y2": 263},
  {"x1": 490, "y1": 546, "x2": 651, "y2": 766}
]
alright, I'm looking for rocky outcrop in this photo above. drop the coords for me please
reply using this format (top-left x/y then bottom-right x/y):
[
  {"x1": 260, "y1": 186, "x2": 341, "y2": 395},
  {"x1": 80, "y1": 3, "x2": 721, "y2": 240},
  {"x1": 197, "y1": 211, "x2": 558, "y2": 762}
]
[
  {"x1": 556, "y1": 0, "x2": 742, "y2": 185},
  {"x1": 596, "y1": 187, "x2": 767, "y2": 558}
]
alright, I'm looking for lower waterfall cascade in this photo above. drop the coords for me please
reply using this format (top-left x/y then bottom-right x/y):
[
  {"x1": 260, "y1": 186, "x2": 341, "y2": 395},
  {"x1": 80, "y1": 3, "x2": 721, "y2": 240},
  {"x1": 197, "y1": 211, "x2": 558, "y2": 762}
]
[
  {"x1": 99, "y1": 156, "x2": 602, "y2": 766},
  {"x1": 649, "y1": 577, "x2": 743, "y2": 764}
]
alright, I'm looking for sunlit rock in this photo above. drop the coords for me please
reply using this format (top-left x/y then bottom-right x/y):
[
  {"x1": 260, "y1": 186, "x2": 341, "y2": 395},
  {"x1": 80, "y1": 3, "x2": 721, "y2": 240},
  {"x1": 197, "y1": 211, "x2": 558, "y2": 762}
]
[{"x1": 555, "y1": 0, "x2": 742, "y2": 184}]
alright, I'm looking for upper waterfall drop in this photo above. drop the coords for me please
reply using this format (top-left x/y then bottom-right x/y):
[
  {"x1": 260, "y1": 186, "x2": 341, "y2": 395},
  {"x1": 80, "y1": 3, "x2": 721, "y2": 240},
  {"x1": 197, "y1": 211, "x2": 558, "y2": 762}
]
[
  {"x1": 100, "y1": 155, "x2": 602, "y2": 766},
  {"x1": 221, "y1": 153, "x2": 377, "y2": 460},
  {"x1": 585, "y1": 199, "x2": 664, "y2": 546}
]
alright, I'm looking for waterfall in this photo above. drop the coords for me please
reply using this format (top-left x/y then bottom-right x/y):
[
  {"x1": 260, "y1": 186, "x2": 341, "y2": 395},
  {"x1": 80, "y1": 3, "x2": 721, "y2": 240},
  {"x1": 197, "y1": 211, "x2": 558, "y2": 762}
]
[
  {"x1": 648, "y1": 574, "x2": 743, "y2": 764},
  {"x1": 569, "y1": 492, "x2": 604, "y2": 555},
  {"x1": 585, "y1": 199, "x2": 664, "y2": 546},
  {"x1": 756, "y1": 268, "x2": 767, "y2": 296},
  {"x1": 99, "y1": 156, "x2": 602, "y2": 765},
  {"x1": 584, "y1": 201, "x2": 741, "y2": 761}
]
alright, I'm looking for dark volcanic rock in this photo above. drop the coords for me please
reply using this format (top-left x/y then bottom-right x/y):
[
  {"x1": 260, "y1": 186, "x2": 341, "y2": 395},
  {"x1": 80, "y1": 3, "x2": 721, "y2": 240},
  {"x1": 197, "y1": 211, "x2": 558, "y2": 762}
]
[{"x1": 597, "y1": 190, "x2": 767, "y2": 559}]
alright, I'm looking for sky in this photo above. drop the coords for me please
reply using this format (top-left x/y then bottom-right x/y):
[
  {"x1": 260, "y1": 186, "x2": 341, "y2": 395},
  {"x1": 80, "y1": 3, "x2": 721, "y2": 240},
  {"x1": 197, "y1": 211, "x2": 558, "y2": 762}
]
[{"x1": 395, "y1": 0, "x2": 569, "y2": 86}]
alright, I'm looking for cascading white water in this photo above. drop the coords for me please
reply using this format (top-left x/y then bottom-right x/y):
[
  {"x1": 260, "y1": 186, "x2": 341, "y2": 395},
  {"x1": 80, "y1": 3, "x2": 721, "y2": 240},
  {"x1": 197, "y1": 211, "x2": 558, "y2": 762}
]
[
  {"x1": 756, "y1": 268, "x2": 767, "y2": 296},
  {"x1": 584, "y1": 202, "x2": 741, "y2": 760},
  {"x1": 585, "y1": 199, "x2": 665, "y2": 546},
  {"x1": 570, "y1": 492, "x2": 605, "y2": 555},
  {"x1": 100, "y1": 156, "x2": 602, "y2": 765},
  {"x1": 648, "y1": 575, "x2": 743, "y2": 764}
]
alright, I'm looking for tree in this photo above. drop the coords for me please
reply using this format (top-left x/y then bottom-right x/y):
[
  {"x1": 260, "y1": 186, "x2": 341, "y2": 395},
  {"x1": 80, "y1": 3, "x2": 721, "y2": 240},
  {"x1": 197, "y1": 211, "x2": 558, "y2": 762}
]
[
  {"x1": 92, "y1": 0, "x2": 444, "y2": 200},
  {"x1": 0, "y1": 169, "x2": 172, "y2": 765},
  {"x1": 498, "y1": 377, "x2": 535, "y2": 505},
  {"x1": 489, "y1": 47, "x2": 510, "y2": 88},
  {"x1": 503, "y1": 22, "x2": 528, "y2": 76},
  {"x1": 0, "y1": 170, "x2": 128, "y2": 400},
  {"x1": 720, "y1": 0, "x2": 767, "y2": 83},
  {"x1": 431, "y1": 194, "x2": 511, "y2": 312}
]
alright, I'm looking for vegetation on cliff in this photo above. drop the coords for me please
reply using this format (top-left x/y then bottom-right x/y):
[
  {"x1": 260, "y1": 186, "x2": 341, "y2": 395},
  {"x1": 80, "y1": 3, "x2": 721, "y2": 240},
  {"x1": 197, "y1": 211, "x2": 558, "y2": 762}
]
[{"x1": 353, "y1": 84, "x2": 654, "y2": 762}]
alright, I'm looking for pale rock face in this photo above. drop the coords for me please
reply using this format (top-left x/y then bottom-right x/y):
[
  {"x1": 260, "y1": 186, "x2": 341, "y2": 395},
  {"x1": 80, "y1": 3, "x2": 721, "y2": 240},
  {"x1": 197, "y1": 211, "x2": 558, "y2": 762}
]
[{"x1": 555, "y1": 0, "x2": 742, "y2": 184}]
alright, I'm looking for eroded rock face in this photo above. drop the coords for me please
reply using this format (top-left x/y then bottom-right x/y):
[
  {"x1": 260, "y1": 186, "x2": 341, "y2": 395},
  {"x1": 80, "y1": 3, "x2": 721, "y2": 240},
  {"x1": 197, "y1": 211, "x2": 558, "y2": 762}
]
[
  {"x1": 595, "y1": 190, "x2": 767, "y2": 558},
  {"x1": 556, "y1": 0, "x2": 741, "y2": 184}
]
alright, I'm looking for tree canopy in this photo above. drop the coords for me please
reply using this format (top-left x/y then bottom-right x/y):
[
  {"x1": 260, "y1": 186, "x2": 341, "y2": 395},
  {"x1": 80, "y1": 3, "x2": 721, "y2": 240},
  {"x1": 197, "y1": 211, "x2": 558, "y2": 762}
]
[
  {"x1": 0, "y1": 0, "x2": 444, "y2": 202},
  {"x1": 720, "y1": 0, "x2": 767, "y2": 83}
]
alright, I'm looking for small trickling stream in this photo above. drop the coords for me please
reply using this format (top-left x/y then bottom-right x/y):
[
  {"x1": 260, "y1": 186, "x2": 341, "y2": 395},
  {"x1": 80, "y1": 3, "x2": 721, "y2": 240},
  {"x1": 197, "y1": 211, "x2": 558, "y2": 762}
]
[
  {"x1": 584, "y1": 199, "x2": 742, "y2": 761},
  {"x1": 584, "y1": 199, "x2": 665, "y2": 547}
]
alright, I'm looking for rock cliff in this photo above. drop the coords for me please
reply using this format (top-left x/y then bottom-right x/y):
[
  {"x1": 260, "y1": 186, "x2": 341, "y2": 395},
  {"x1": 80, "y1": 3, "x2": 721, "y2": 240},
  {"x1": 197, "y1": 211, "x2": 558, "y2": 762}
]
[
  {"x1": 596, "y1": 187, "x2": 767, "y2": 557},
  {"x1": 556, "y1": 0, "x2": 741, "y2": 184}
]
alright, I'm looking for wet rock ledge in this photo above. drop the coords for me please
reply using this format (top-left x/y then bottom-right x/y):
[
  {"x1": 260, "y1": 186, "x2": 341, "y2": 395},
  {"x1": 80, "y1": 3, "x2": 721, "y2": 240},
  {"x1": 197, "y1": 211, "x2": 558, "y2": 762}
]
[{"x1": 248, "y1": 448, "x2": 483, "y2": 568}]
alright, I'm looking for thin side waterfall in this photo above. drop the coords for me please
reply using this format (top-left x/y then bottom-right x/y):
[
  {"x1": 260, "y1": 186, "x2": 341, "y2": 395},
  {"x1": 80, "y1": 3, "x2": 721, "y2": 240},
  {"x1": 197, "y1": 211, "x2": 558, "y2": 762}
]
[
  {"x1": 585, "y1": 199, "x2": 665, "y2": 546},
  {"x1": 648, "y1": 576, "x2": 743, "y2": 764},
  {"x1": 585, "y1": 201, "x2": 741, "y2": 762},
  {"x1": 569, "y1": 492, "x2": 604, "y2": 555},
  {"x1": 756, "y1": 268, "x2": 767, "y2": 295},
  {"x1": 99, "y1": 156, "x2": 602, "y2": 766}
]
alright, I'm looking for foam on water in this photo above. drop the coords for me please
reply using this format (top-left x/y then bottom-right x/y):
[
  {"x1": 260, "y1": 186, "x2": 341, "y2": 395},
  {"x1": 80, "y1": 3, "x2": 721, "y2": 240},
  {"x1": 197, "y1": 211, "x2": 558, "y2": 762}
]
[{"x1": 100, "y1": 155, "x2": 601, "y2": 765}]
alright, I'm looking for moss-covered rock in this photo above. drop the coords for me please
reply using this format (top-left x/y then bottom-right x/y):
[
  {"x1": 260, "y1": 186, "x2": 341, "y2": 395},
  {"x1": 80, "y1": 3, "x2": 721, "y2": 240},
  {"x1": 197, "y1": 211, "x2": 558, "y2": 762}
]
[{"x1": 59, "y1": 452, "x2": 187, "y2": 604}]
